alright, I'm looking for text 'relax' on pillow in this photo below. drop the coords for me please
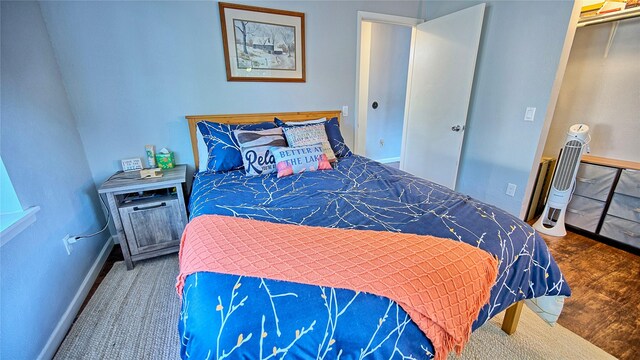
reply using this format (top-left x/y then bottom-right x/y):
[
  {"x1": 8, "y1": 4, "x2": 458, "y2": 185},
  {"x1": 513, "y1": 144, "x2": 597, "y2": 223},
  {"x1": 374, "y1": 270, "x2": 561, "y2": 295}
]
[
  {"x1": 234, "y1": 127, "x2": 287, "y2": 176},
  {"x1": 271, "y1": 144, "x2": 332, "y2": 178},
  {"x1": 196, "y1": 121, "x2": 276, "y2": 173},
  {"x1": 281, "y1": 124, "x2": 336, "y2": 162}
]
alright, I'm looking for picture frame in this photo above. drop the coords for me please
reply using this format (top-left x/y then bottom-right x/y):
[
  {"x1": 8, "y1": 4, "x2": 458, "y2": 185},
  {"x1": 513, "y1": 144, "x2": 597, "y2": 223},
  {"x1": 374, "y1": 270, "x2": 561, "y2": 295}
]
[
  {"x1": 218, "y1": 2, "x2": 306, "y2": 82},
  {"x1": 121, "y1": 158, "x2": 143, "y2": 172}
]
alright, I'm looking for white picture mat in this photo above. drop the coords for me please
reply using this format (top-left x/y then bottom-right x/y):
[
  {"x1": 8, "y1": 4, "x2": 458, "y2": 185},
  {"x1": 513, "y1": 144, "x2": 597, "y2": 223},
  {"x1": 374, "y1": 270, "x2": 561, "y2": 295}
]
[{"x1": 223, "y1": 8, "x2": 303, "y2": 79}]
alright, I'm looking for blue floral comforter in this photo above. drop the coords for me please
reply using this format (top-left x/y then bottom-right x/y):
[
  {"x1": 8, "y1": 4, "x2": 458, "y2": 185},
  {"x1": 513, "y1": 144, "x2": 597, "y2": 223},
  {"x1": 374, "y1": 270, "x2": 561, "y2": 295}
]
[{"x1": 179, "y1": 155, "x2": 570, "y2": 359}]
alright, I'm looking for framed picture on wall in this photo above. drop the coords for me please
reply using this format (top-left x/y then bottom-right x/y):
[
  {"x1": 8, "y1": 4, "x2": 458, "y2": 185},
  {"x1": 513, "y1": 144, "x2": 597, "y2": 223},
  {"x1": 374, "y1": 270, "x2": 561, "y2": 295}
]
[{"x1": 219, "y1": 2, "x2": 306, "y2": 82}]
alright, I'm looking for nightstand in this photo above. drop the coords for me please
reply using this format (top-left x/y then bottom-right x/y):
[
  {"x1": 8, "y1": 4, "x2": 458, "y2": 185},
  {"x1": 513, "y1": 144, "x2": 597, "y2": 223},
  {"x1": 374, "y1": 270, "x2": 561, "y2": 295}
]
[{"x1": 98, "y1": 165, "x2": 188, "y2": 270}]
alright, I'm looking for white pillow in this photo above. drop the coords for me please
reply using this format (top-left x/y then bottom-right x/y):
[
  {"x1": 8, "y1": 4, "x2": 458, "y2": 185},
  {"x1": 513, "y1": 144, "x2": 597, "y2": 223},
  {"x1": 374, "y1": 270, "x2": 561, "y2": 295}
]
[
  {"x1": 284, "y1": 117, "x2": 326, "y2": 125},
  {"x1": 196, "y1": 126, "x2": 208, "y2": 172}
]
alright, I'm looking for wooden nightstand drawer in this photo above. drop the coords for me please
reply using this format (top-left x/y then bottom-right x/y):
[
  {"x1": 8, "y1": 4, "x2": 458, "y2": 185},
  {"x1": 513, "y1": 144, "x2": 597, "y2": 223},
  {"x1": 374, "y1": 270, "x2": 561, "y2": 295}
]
[{"x1": 118, "y1": 196, "x2": 185, "y2": 255}]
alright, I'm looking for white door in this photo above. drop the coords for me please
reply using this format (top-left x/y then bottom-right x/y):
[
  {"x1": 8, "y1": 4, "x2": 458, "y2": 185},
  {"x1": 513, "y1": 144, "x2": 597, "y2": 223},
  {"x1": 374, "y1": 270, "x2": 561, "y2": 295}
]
[{"x1": 401, "y1": 4, "x2": 485, "y2": 189}]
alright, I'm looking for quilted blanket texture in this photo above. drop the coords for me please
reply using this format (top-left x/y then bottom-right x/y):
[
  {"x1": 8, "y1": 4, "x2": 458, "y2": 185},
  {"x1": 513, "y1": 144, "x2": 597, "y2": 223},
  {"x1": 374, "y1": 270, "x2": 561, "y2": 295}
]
[{"x1": 177, "y1": 215, "x2": 499, "y2": 360}]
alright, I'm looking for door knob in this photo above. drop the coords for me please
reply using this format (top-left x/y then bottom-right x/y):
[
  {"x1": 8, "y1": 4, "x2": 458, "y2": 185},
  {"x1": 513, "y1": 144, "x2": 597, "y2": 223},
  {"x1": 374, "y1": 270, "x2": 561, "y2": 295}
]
[{"x1": 451, "y1": 125, "x2": 464, "y2": 132}]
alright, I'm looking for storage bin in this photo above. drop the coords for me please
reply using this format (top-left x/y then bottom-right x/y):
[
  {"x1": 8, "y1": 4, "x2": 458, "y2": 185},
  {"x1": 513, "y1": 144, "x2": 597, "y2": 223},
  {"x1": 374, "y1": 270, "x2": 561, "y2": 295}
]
[
  {"x1": 600, "y1": 215, "x2": 640, "y2": 248},
  {"x1": 608, "y1": 193, "x2": 640, "y2": 223},
  {"x1": 573, "y1": 163, "x2": 617, "y2": 201},
  {"x1": 565, "y1": 194, "x2": 607, "y2": 232},
  {"x1": 615, "y1": 169, "x2": 640, "y2": 198}
]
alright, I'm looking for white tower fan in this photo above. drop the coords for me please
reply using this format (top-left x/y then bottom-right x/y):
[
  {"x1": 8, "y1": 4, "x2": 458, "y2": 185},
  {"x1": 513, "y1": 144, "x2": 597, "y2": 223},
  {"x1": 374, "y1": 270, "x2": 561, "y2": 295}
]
[{"x1": 534, "y1": 124, "x2": 590, "y2": 237}]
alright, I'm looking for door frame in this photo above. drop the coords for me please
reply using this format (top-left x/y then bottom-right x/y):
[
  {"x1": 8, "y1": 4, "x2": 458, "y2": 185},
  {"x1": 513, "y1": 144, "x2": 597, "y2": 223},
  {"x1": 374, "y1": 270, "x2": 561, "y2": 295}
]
[
  {"x1": 519, "y1": 1, "x2": 581, "y2": 219},
  {"x1": 354, "y1": 11, "x2": 422, "y2": 158}
]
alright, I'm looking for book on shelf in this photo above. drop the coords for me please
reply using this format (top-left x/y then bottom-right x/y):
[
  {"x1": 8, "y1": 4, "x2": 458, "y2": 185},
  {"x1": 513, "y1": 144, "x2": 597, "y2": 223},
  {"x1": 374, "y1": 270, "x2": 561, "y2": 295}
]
[
  {"x1": 581, "y1": 0, "x2": 606, "y2": 13},
  {"x1": 597, "y1": 1, "x2": 626, "y2": 14},
  {"x1": 626, "y1": 0, "x2": 639, "y2": 9},
  {"x1": 580, "y1": 9, "x2": 600, "y2": 17}
]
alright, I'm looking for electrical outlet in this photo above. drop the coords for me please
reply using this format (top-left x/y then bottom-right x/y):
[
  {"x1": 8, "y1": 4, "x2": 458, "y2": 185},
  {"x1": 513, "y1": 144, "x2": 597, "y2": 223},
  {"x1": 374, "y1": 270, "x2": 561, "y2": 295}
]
[
  {"x1": 63, "y1": 235, "x2": 80, "y2": 255},
  {"x1": 524, "y1": 107, "x2": 536, "y2": 122},
  {"x1": 342, "y1": 105, "x2": 349, "y2": 117},
  {"x1": 379, "y1": 139, "x2": 384, "y2": 147},
  {"x1": 63, "y1": 235, "x2": 73, "y2": 255},
  {"x1": 506, "y1": 183, "x2": 517, "y2": 197}
]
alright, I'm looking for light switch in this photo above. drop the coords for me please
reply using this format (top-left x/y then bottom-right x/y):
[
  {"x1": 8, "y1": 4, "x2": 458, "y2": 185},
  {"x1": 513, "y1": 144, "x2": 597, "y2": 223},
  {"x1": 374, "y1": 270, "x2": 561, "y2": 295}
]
[
  {"x1": 506, "y1": 183, "x2": 517, "y2": 197},
  {"x1": 342, "y1": 106, "x2": 349, "y2": 117},
  {"x1": 524, "y1": 107, "x2": 536, "y2": 122}
]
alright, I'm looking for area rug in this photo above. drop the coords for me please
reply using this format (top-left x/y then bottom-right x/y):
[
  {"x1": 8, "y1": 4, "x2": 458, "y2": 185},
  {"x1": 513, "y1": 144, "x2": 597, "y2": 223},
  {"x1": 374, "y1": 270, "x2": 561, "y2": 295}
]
[{"x1": 54, "y1": 255, "x2": 615, "y2": 359}]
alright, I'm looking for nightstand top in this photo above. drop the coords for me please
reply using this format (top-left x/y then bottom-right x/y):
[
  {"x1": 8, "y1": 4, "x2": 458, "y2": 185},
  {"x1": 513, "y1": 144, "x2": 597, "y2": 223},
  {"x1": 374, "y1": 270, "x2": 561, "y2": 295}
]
[{"x1": 98, "y1": 165, "x2": 187, "y2": 193}]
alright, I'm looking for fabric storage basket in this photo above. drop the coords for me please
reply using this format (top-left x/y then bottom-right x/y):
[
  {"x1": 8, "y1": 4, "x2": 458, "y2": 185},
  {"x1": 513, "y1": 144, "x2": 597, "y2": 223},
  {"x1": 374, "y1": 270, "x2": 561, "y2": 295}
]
[
  {"x1": 600, "y1": 215, "x2": 640, "y2": 248},
  {"x1": 565, "y1": 194, "x2": 607, "y2": 232},
  {"x1": 573, "y1": 163, "x2": 617, "y2": 201}
]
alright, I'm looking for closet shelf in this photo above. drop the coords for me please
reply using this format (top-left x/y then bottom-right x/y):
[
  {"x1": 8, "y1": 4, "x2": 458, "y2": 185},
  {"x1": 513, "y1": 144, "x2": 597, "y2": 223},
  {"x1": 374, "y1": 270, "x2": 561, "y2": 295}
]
[{"x1": 578, "y1": 6, "x2": 640, "y2": 27}]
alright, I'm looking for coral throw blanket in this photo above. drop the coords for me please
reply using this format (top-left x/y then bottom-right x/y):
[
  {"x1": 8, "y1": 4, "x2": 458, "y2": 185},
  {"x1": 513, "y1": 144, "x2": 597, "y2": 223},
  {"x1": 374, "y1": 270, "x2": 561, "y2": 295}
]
[{"x1": 176, "y1": 215, "x2": 498, "y2": 360}]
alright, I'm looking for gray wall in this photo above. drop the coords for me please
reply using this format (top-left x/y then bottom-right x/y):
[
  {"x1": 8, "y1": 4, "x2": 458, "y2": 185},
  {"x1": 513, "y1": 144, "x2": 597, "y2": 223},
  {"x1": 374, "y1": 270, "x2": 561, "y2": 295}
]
[
  {"x1": 365, "y1": 22, "x2": 412, "y2": 161},
  {"x1": 0, "y1": 2, "x2": 110, "y2": 358},
  {"x1": 39, "y1": 1, "x2": 425, "y2": 184},
  {"x1": 38, "y1": 0, "x2": 575, "y2": 218},
  {"x1": 39, "y1": 0, "x2": 575, "y2": 217},
  {"x1": 425, "y1": 1, "x2": 574, "y2": 216},
  {"x1": 544, "y1": 19, "x2": 640, "y2": 162}
]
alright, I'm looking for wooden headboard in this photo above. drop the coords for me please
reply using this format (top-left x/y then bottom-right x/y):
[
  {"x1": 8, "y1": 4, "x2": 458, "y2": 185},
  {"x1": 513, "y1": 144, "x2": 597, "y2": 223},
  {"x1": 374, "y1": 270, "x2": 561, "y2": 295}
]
[{"x1": 186, "y1": 110, "x2": 342, "y2": 170}]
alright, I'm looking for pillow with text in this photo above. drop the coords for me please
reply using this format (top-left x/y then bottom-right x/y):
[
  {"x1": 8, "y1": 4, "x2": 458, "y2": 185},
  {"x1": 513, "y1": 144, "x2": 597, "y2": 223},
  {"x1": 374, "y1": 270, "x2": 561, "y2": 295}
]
[
  {"x1": 234, "y1": 127, "x2": 287, "y2": 176},
  {"x1": 281, "y1": 123, "x2": 336, "y2": 162},
  {"x1": 274, "y1": 117, "x2": 351, "y2": 158},
  {"x1": 271, "y1": 144, "x2": 332, "y2": 178}
]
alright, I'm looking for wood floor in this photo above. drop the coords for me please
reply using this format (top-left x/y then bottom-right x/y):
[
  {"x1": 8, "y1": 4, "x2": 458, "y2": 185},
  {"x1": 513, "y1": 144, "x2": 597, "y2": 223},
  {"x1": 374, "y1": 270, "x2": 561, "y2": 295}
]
[
  {"x1": 542, "y1": 231, "x2": 639, "y2": 360},
  {"x1": 83, "y1": 232, "x2": 638, "y2": 359}
]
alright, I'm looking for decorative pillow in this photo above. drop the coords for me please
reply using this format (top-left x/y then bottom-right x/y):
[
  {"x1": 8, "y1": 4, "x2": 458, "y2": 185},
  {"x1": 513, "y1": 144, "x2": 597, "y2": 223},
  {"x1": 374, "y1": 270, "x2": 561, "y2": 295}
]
[
  {"x1": 324, "y1": 117, "x2": 352, "y2": 158},
  {"x1": 279, "y1": 117, "x2": 327, "y2": 126},
  {"x1": 274, "y1": 117, "x2": 352, "y2": 158},
  {"x1": 234, "y1": 127, "x2": 287, "y2": 176},
  {"x1": 196, "y1": 121, "x2": 276, "y2": 172},
  {"x1": 271, "y1": 144, "x2": 332, "y2": 178},
  {"x1": 281, "y1": 124, "x2": 336, "y2": 162}
]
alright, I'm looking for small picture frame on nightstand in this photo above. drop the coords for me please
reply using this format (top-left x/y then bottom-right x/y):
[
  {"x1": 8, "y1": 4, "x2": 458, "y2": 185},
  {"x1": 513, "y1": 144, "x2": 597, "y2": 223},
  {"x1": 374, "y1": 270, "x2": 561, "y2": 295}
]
[{"x1": 121, "y1": 158, "x2": 143, "y2": 172}]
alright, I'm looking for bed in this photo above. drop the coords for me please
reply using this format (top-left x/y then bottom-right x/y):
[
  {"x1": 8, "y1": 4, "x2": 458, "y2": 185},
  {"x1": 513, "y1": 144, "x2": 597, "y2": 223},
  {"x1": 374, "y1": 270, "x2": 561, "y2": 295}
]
[{"x1": 177, "y1": 110, "x2": 571, "y2": 359}]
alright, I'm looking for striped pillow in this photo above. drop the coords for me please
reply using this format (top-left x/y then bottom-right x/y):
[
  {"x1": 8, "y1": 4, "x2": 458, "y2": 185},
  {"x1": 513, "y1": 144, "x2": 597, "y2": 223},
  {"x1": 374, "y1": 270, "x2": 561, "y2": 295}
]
[{"x1": 234, "y1": 127, "x2": 287, "y2": 176}]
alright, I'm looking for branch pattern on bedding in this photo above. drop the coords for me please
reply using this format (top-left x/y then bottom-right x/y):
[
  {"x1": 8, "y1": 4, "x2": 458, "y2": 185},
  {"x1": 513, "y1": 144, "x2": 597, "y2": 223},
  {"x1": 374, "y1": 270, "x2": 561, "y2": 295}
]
[
  {"x1": 181, "y1": 154, "x2": 570, "y2": 359},
  {"x1": 180, "y1": 273, "x2": 434, "y2": 359}
]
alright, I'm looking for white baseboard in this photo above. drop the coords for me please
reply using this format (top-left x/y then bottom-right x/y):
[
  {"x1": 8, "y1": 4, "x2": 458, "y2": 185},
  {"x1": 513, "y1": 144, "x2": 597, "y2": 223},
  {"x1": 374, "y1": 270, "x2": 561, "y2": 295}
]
[
  {"x1": 37, "y1": 236, "x2": 115, "y2": 360},
  {"x1": 375, "y1": 157, "x2": 401, "y2": 164}
]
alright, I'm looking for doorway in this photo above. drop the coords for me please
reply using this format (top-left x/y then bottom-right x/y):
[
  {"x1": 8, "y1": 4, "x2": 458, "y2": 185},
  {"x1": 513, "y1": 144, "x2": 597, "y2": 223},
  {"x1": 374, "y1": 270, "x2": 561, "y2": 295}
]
[
  {"x1": 360, "y1": 21, "x2": 412, "y2": 166},
  {"x1": 354, "y1": 12, "x2": 422, "y2": 163}
]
